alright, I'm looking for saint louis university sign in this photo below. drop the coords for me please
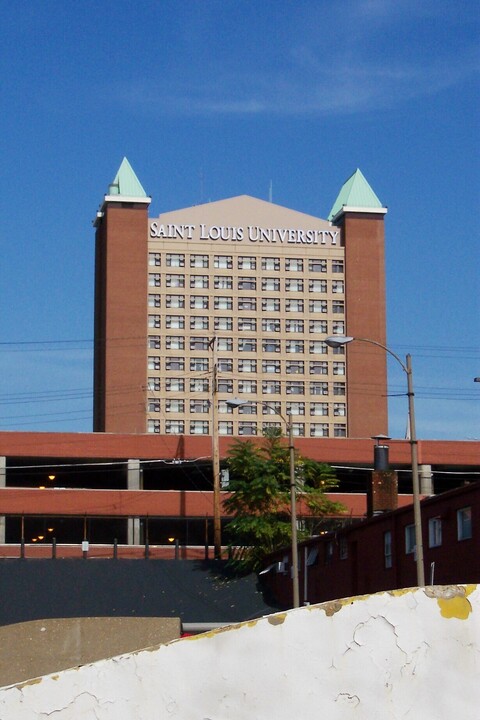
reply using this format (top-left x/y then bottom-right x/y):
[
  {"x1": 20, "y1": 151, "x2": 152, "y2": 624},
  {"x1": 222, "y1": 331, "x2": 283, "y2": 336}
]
[{"x1": 149, "y1": 222, "x2": 339, "y2": 245}]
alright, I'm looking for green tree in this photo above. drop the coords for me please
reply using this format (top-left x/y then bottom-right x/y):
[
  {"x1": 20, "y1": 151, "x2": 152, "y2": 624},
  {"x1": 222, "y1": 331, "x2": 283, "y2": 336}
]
[{"x1": 224, "y1": 429, "x2": 344, "y2": 572}]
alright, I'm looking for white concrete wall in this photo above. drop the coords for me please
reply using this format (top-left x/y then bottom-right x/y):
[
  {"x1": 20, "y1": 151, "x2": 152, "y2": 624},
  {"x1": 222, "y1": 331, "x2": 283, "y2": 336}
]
[{"x1": 1, "y1": 585, "x2": 479, "y2": 719}]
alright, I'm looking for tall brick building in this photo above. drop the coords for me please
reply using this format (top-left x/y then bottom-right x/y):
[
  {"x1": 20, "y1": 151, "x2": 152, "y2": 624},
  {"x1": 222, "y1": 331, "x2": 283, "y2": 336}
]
[{"x1": 93, "y1": 159, "x2": 388, "y2": 439}]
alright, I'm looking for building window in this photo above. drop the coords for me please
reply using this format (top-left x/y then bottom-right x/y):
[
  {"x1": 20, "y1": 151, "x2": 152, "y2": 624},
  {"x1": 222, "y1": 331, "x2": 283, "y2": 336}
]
[
  {"x1": 148, "y1": 314, "x2": 161, "y2": 329},
  {"x1": 332, "y1": 300, "x2": 345, "y2": 314},
  {"x1": 238, "y1": 298, "x2": 257, "y2": 311},
  {"x1": 310, "y1": 300, "x2": 327, "y2": 313},
  {"x1": 190, "y1": 295, "x2": 208, "y2": 310},
  {"x1": 165, "y1": 335, "x2": 185, "y2": 350},
  {"x1": 166, "y1": 295, "x2": 185, "y2": 308},
  {"x1": 285, "y1": 279, "x2": 304, "y2": 292},
  {"x1": 309, "y1": 259, "x2": 327, "y2": 272},
  {"x1": 334, "y1": 424, "x2": 346, "y2": 437},
  {"x1": 218, "y1": 378, "x2": 233, "y2": 393},
  {"x1": 309, "y1": 341, "x2": 327, "y2": 354},
  {"x1": 292, "y1": 423, "x2": 305, "y2": 437},
  {"x1": 310, "y1": 402, "x2": 328, "y2": 416},
  {"x1": 238, "y1": 277, "x2": 256, "y2": 290},
  {"x1": 238, "y1": 380, "x2": 257, "y2": 393},
  {"x1": 148, "y1": 252, "x2": 161, "y2": 266},
  {"x1": 219, "y1": 421, "x2": 234, "y2": 435},
  {"x1": 190, "y1": 421, "x2": 209, "y2": 435},
  {"x1": 310, "y1": 382, "x2": 328, "y2": 395},
  {"x1": 310, "y1": 361, "x2": 328, "y2": 375},
  {"x1": 238, "y1": 256, "x2": 256, "y2": 270},
  {"x1": 333, "y1": 362, "x2": 345, "y2": 375},
  {"x1": 285, "y1": 258, "x2": 303, "y2": 272},
  {"x1": 332, "y1": 260, "x2": 344, "y2": 273},
  {"x1": 262, "y1": 402, "x2": 281, "y2": 416},
  {"x1": 238, "y1": 318, "x2": 256, "y2": 331},
  {"x1": 166, "y1": 253, "x2": 185, "y2": 267},
  {"x1": 428, "y1": 517, "x2": 442, "y2": 548},
  {"x1": 148, "y1": 419, "x2": 161, "y2": 433},
  {"x1": 457, "y1": 507, "x2": 472, "y2": 540},
  {"x1": 333, "y1": 403, "x2": 346, "y2": 417},
  {"x1": 148, "y1": 357, "x2": 161, "y2": 371},
  {"x1": 286, "y1": 299, "x2": 304, "y2": 312},
  {"x1": 309, "y1": 279, "x2": 327, "y2": 293},
  {"x1": 286, "y1": 340, "x2": 304, "y2": 354},
  {"x1": 190, "y1": 378, "x2": 209, "y2": 392},
  {"x1": 262, "y1": 298, "x2": 280, "y2": 312},
  {"x1": 190, "y1": 275, "x2": 209, "y2": 288},
  {"x1": 190, "y1": 316, "x2": 209, "y2": 330},
  {"x1": 262, "y1": 277, "x2": 280, "y2": 291},
  {"x1": 405, "y1": 524, "x2": 416, "y2": 555},
  {"x1": 165, "y1": 315, "x2": 185, "y2": 329},
  {"x1": 332, "y1": 321, "x2": 345, "y2": 335},
  {"x1": 262, "y1": 319, "x2": 281, "y2": 333},
  {"x1": 333, "y1": 382, "x2": 346, "y2": 396},
  {"x1": 215, "y1": 317, "x2": 233, "y2": 331},
  {"x1": 190, "y1": 400, "x2": 209, "y2": 413},
  {"x1": 190, "y1": 254, "x2": 208, "y2": 268},
  {"x1": 262, "y1": 257, "x2": 280, "y2": 271},
  {"x1": 239, "y1": 359, "x2": 257, "y2": 373},
  {"x1": 148, "y1": 273, "x2": 161, "y2": 287},
  {"x1": 286, "y1": 381, "x2": 304, "y2": 395},
  {"x1": 165, "y1": 378, "x2": 184, "y2": 392},
  {"x1": 262, "y1": 421, "x2": 282, "y2": 432},
  {"x1": 239, "y1": 338, "x2": 257, "y2": 352},
  {"x1": 310, "y1": 423, "x2": 329, "y2": 437},
  {"x1": 286, "y1": 361, "x2": 304, "y2": 374},
  {"x1": 148, "y1": 399, "x2": 160, "y2": 413},
  {"x1": 238, "y1": 403, "x2": 256, "y2": 415},
  {"x1": 218, "y1": 358, "x2": 233, "y2": 372},
  {"x1": 286, "y1": 319, "x2": 304, "y2": 333},
  {"x1": 218, "y1": 337, "x2": 233, "y2": 351},
  {"x1": 263, "y1": 380, "x2": 281, "y2": 394},
  {"x1": 238, "y1": 422, "x2": 257, "y2": 436},
  {"x1": 148, "y1": 336, "x2": 161, "y2": 349},
  {"x1": 166, "y1": 357, "x2": 184, "y2": 371},
  {"x1": 263, "y1": 339, "x2": 280, "y2": 353},
  {"x1": 165, "y1": 399, "x2": 184, "y2": 413},
  {"x1": 190, "y1": 358, "x2": 208, "y2": 372},
  {"x1": 215, "y1": 296, "x2": 233, "y2": 310},
  {"x1": 214, "y1": 275, "x2": 233, "y2": 289},
  {"x1": 218, "y1": 401, "x2": 233, "y2": 414},
  {"x1": 148, "y1": 294, "x2": 161, "y2": 308},
  {"x1": 148, "y1": 377, "x2": 160, "y2": 391},
  {"x1": 190, "y1": 337, "x2": 209, "y2": 351},
  {"x1": 332, "y1": 280, "x2": 344, "y2": 293},
  {"x1": 384, "y1": 531, "x2": 393, "y2": 568},
  {"x1": 262, "y1": 359, "x2": 281, "y2": 373},
  {"x1": 165, "y1": 420, "x2": 185, "y2": 434},
  {"x1": 214, "y1": 255, "x2": 233, "y2": 269},
  {"x1": 310, "y1": 320, "x2": 327, "y2": 334},
  {"x1": 166, "y1": 274, "x2": 185, "y2": 288},
  {"x1": 287, "y1": 402, "x2": 305, "y2": 416}
]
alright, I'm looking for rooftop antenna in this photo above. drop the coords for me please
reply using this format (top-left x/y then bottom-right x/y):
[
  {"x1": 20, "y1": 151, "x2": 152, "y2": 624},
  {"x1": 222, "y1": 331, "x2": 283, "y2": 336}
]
[{"x1": 268, "y1": 180, "x2": 273, "y2": 203}]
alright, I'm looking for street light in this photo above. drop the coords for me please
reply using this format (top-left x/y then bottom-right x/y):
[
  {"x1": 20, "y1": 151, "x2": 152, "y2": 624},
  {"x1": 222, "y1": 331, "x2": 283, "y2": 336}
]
[
  {"x1": 227, "y1": 398, "x2": 300, "y2": 608},
  {"x1": 325, "y1": 335, "x2": 425, "y2": 587}
]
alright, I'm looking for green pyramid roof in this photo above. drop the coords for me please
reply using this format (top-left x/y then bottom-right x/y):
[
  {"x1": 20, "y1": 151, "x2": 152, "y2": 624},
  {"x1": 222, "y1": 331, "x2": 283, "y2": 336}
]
[
  {"x1": 328, "y1": 169, "x2": 385, "y2": 221},
  {"x1": 108, "y1": 157, "x2": 148, "y2": 198}
]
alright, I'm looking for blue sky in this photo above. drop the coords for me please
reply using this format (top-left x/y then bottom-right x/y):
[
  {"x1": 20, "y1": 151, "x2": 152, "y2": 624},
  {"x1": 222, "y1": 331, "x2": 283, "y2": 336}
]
[{"x1": 0, "y1": 0, "x2": 478, "y2": 439}]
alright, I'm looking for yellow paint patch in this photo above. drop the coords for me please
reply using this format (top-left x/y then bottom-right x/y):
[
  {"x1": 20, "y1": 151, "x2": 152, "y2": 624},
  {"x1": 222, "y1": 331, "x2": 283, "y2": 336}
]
[
  {"x1": 437, "y1": 585, "x2": 476, "y2": 620},
  {"x1": 268, "y1": 614, "x2": 286, "y2": 626}
]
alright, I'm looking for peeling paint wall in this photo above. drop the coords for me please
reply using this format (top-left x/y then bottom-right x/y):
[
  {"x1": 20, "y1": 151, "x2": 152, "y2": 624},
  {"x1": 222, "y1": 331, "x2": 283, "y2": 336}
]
[{"x1": 1, "y1": 585, "x2": 479, "y2": 719}]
